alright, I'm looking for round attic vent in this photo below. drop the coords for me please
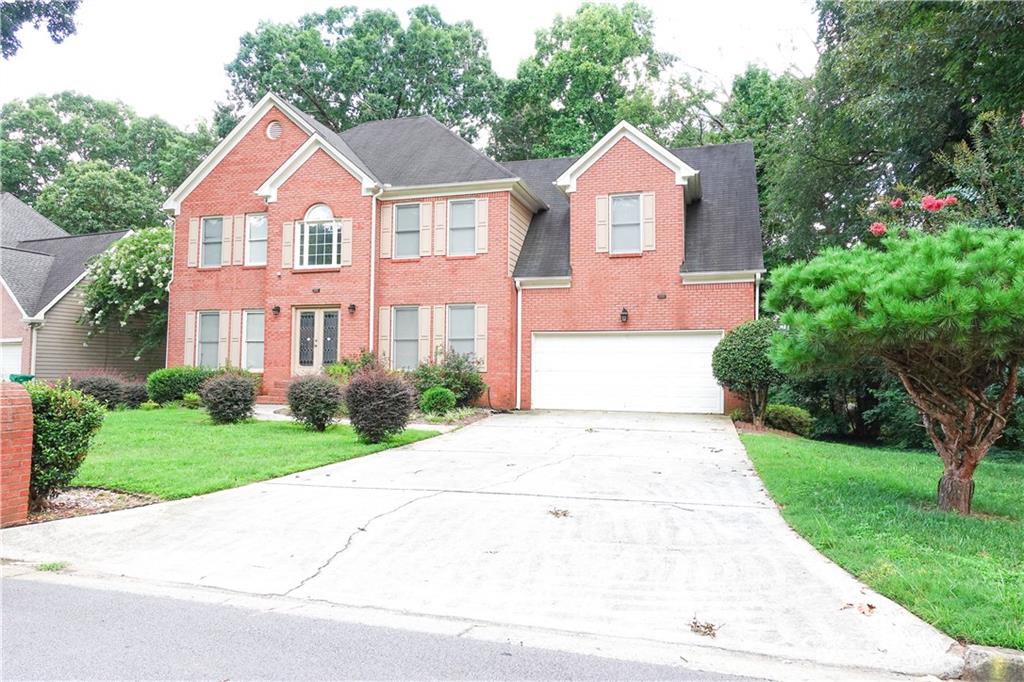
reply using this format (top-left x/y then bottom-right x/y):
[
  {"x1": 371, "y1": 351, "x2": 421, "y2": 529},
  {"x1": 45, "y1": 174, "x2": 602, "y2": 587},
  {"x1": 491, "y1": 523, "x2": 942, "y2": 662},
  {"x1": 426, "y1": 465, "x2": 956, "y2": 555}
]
[{"x1": 266, "y1": 120, "x2": 283, "y2": 140}]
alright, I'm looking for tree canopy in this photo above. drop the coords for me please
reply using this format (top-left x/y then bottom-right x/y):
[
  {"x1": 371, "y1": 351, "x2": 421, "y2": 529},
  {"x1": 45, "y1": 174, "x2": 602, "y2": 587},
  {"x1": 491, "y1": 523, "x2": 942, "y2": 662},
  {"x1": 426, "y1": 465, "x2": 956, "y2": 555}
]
[
  {"x1": 1, "y1": 0, "x2": 81, "y2": 58},
  {"x1": 226, "y1": 5, "x2": 499, "y2": 140}
]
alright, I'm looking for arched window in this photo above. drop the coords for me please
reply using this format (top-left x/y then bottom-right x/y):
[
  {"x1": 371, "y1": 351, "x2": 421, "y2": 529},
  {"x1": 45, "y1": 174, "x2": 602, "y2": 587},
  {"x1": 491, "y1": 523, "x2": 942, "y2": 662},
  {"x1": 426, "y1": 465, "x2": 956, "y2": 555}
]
[{"x1": 297, "y1": 203, "x2": 339, "y2": 268}]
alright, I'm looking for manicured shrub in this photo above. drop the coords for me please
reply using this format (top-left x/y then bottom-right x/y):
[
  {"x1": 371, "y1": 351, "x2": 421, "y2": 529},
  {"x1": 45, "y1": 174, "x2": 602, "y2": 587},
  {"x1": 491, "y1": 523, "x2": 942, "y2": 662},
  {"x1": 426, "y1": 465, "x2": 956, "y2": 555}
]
[
  {"x1": 287, "y1": 375, "x2": 344, "y2": 431},
  {"x1": 121, "y1": 383, "x2": 149, "y2": 408},
  {"x1": 199, "y1": 373, "x2": 257, "y2": 424},
  {"x1": 147, "y1": 366, "x2": 216, "y2": 403},
  {"x1": 711, "y1": 319, "x2": 784, "y2": 427},
  {"x1": 25, "y1": 381, "x2": 105, "y2": 509},
  {"x1": 764, "y1": 404, "x2": 813, "y2": 437},
  {"x1": 420, "y1": 385, "x2": 456, "y2": 415},
  {"x1": 182, "y1": 392, "x2": 203, "y2": 409},
  {"x1": 411, "y1": 351, "x2": 485, "y2": 407},
  {"x1": 345, "y1": 368, "x2": 415, "y2": 443},
  {"x1": 70, "y1": 376, "x2": 125, "y2": 408},
  {"x1": 139, "y1": 400, "x2": 160, "y2": 411}
]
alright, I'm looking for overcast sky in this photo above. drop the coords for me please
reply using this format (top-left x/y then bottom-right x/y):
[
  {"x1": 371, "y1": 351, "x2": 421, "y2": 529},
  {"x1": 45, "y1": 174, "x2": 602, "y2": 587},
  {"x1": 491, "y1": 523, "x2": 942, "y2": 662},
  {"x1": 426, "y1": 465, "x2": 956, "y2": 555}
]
[{"x1": 0, "y1": 0, "x2": 819, "y2": 130}]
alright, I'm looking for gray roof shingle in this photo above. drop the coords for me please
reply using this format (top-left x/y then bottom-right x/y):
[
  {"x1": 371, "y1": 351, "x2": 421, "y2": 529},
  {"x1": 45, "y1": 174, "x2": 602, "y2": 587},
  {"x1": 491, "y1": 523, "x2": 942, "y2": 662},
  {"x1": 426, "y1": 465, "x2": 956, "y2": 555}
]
[
  {"x1": 505, "y1": 142, "x2": 763, "y2": 278},
  {"x1": 1, "y1": 192, "x2": 67, "y2": 246}
]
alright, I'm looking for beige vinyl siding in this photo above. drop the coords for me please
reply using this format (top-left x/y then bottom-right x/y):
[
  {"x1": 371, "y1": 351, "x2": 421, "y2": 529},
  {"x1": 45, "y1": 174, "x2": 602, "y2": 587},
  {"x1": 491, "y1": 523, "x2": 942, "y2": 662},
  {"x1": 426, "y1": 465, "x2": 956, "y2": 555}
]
[
  {"x1": 33, "y1": 282, "x2": 165, "y2": 380},
  {"x1": 508, "y1": 196, "x2": 532, "y2": 276}
]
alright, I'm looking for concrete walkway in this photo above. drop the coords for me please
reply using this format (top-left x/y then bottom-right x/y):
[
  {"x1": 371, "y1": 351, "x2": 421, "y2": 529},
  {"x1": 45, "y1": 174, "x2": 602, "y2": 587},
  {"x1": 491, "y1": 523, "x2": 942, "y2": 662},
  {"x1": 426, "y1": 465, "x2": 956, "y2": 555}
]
[{"x1": 1, "y1": 412, "x2": 962, "y2": 680}]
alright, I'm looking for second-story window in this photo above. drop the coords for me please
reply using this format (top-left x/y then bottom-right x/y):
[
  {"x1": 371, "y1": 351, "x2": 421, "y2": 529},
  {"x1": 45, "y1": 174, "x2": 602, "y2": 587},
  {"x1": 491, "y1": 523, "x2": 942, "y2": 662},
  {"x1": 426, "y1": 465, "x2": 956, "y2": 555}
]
[
  {"x1": 394, "y1": 204, "x2": 420, "y2": 258},
  {"x1": 448, "y1": 199, "x2": 476, "y2": 256},
  {"x1": 610, "y1": 194, "x2": 642, "y2": 254},
  {"x1": 246, "y1": 214, "x2": 267, "y2": 266},
  {"x1": 297, "y1": 203, "x2": 339, "y2": 268},
  {"x1": 201, "y1": 217, "x2": 223, "y2": 267}
]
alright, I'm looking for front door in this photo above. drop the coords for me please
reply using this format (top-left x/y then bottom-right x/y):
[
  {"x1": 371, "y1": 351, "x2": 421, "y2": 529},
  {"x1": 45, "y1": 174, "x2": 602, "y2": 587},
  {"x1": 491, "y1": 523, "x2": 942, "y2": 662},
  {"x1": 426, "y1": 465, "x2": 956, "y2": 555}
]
[{"x1": 292, "y1": 308, "x2": 340, "y2": 375}]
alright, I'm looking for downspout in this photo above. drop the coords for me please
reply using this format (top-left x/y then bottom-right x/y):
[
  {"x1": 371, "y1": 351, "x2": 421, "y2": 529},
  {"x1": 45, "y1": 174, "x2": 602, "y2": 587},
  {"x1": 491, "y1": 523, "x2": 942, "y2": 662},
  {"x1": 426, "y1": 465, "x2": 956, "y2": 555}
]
[
  {"x1": 368, "y1": 184, "x2": 388, "y2": 352},
  {"x1": 515, "y1": 279, "x2": 523, "y2": 410},
  {"x1": 755, "y1": 272, "x2": 761, "y2": 320}
]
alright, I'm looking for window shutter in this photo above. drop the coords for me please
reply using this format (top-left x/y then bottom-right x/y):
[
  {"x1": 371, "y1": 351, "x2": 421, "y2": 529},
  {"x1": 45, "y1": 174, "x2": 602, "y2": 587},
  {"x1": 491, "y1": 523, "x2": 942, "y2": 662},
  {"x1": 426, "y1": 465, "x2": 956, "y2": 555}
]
[
  {"x1": 380, "y1": 205, "x2": 393, "y2": 258},
  {"x1": 229, "y1": 310, "x2": 242, "y2": 367},
  {"x1": 281, "y1": 221, "x2": 293, "y2": 268},
  {"x1": 642, "y1": 193, "x2": 656, "y2": 251},
  {"x1": 232, "y1": 215, "x2": 245, "y2": 265},
  {"x1": 220, "y1": 215, "x2": 232, "y2": 266},
  {"x1": 432, "y1": 305, "x2": 445, "y2": 359},
  {"x1": 217, "y1": 312, "x2": 229, "y2": 367},
  {"x1": 378, "y1": 306, "x2": 391, "y2": 367},
  {"x1": 474, "y1": 304, "x2": 487, "y2": 372},
  {"x1": 475, "y1": 198, "x2": 488, "y2": 254},
  {"x1": 418, "y1": 306, "x2": 431, "y2": 364},
  {"x1": 416, "y1": 203, "x2": 431, "y2": 257},
  {"x1": 595, "y1": 196, "x2": 609, "y2": 253},
  {"x1": 433, "y1": 201, "x2": 446, "y2": 256},
  {"x1": 339, "y1": 218, "x2": 353, "y2": 266},
  {"x1": 187, "y1": 218, "x2": 200, "y2": 267},
  {"x1": 183, "y1": 311, "x2": 196, "y2": 365}
]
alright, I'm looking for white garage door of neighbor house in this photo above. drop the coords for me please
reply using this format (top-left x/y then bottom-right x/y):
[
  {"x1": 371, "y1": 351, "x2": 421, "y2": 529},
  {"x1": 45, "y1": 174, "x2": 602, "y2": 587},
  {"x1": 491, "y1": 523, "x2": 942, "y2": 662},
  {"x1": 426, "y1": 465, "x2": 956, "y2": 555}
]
[
  {"x1": 0, "y1": 341, "x2": 23, "y2": 379},
  {"x1": 531, "y1": 331, "x2": 724, "y2": 413}
]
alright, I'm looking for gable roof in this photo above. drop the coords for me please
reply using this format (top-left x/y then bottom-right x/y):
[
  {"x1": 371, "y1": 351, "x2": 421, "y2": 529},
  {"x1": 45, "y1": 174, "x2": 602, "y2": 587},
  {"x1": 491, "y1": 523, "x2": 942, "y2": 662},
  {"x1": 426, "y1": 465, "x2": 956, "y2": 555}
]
[
  {"x1": 1, "y1": 192, "x2": 68, "y2": 246},
  {"x1": 507, "y1": 141, "x2": 763, "y2": 279}
]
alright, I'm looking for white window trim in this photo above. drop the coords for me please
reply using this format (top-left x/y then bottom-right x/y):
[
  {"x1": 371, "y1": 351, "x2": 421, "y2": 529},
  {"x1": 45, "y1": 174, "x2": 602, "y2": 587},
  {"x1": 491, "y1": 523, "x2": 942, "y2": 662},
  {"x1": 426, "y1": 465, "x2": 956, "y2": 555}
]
[
  {"x1": 446, "y1": 303, "x2": 475, "y2": 357},
  {"x1": 447, "y1": 198, "x2": 477, "y2": 256},
  {"x1": 195, "y1": 311, "x2": 220, "y2": 369},
  {"x1": 391, "y1": 305, "x2": 419, "y2": 371},
  {"x1": 294, "y1": 220, "x2": 341, "y2": 269},
  {"x1": 199, "y1": 217, "x2": 223, "y2": 268},
  {"x1": 392, "y1": 202, "x2": 421, "y2": 260},
  {"x1": 242, "y1": 309, "x2": 265, "y2": 373},
  {"x1": 609, "y1": 193, "x2": 643, "y2": 255},
  {"x1": 244, "y1": 213, "x2": 268, "y2": 266}
]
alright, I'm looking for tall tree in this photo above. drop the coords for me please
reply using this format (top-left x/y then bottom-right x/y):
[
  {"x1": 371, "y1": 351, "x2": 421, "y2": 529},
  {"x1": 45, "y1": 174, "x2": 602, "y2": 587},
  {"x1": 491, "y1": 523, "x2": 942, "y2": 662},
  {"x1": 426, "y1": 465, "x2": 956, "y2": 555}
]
[
  {"x1": 33, "y1": 160, "x2": 166, "y2": 234},
  {"x1": 0, "y1": 92, "x2": 220, "y2": 202},
  {"x1": 1, "y1": 0, "x2": 81, "y2": 58},
  {"x1": 226, "y1": 5, "x2": 499, "y2": 140}
]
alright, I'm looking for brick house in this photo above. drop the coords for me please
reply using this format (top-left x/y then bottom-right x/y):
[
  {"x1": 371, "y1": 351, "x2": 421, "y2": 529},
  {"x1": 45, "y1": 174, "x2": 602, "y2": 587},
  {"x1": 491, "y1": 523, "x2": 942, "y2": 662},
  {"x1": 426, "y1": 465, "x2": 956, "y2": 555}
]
[{"x1": 163, "y1": 93, "x2": 763, "y2": 412}]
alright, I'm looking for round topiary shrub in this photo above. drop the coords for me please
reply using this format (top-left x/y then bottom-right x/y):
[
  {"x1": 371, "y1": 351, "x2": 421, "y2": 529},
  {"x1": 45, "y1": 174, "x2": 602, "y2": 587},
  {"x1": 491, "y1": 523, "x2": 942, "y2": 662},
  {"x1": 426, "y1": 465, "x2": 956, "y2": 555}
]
[
  {"x1": 764, "y1": 403, "x2": 813, "y2": 437},
  {"x1": 25, "y1": 381, "x2": 105, "y2": 509},
  {"x1": 419, "y1": 385, "x2": 456, "y2": 415},
  {"x1": 345, "y1": 368, "x2": 415, "y2": 443},
  {"x1": 287, "y1": 375, "x2": 344, "y2": 432},
  {"x1": 147, "y1": 366, "x2": 216, "y2": 404},
  {"x1": 199, "y1": 373, "x2": 257, "y2": 424},
  {"x1": 70, "y1": 376, "x2": 125, "y2": 408},
  {"x1": 711, "y1": 318, "x2": 784, "y2": 426}
]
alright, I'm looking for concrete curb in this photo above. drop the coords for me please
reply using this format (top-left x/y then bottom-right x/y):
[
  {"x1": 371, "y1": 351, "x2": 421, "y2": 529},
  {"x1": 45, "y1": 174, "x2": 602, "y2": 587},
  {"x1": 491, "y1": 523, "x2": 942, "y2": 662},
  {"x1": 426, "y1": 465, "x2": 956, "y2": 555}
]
[{"x1": 957, "y1": 644, "x2": 1024, "y2": 681}]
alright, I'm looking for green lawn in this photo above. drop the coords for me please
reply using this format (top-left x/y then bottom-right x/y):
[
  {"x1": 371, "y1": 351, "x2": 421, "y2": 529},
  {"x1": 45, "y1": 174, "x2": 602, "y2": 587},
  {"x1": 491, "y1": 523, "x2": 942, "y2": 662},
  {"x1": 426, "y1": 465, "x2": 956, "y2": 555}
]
[
  {"x1": 741, "y1": 434, "x2": 1023, "y2": 649},
  {"x1": 73, "y1": 407, "x2": 437, "y2": 500}
]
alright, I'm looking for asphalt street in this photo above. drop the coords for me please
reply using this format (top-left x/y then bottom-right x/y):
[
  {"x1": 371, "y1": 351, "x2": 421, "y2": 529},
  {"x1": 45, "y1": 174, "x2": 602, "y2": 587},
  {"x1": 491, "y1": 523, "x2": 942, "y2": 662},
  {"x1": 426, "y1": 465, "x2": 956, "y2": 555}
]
[{"x1": 1, "y1": 579, "x2": 757, "y2": 681}]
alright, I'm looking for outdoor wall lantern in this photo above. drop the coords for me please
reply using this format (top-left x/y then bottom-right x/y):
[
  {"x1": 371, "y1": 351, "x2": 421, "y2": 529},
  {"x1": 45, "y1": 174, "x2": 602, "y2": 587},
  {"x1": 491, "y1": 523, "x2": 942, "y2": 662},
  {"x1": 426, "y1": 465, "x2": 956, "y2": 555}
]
[
  {"x1": 348, "y1": 303, "x2": 357, "y2": 314},
  {"x1": 620, "y1": 307, "x2": 629, "y2": 323},
  {"x1": 271, "y1": 305, "x2": 281, "y2": 316}
]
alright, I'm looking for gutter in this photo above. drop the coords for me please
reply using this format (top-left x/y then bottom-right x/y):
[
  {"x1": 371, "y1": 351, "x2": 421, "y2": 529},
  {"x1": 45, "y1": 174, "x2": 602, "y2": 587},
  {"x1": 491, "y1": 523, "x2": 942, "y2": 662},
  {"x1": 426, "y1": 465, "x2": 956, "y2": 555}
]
[
  {"x1": 515, "y1": 280, "x2": 523, "y2": 410},
  {"x1": 368, "y1": 184, "x2": 389, "y2": 351},
  {"x1": 755, "y1": 272, "x2": 761, "y2": 319}
]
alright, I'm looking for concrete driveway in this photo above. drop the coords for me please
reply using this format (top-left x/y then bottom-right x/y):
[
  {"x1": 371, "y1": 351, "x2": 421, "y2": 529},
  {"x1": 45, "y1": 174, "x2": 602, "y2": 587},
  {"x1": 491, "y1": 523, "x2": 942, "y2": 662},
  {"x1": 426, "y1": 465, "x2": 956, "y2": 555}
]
[{"x1": 1, "y1": 412, "x2": 961, "y2": 680}]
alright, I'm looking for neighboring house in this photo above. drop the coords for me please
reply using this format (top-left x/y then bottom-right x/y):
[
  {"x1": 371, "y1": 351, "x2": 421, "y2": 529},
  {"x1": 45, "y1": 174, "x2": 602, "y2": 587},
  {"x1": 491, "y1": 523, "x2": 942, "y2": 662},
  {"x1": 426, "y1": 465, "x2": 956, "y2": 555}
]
[
  {"x1": 0, "y1": 193, "x2": 166, "y2": 380},
  {"x1": 163, "y1": 93, "x2": 763, "y2": 412}
]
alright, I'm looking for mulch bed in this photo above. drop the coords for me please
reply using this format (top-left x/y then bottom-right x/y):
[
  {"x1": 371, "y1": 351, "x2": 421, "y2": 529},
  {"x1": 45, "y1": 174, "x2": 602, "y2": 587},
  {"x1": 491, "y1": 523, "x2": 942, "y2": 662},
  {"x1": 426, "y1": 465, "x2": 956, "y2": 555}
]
[
  {"x1": 733, "y1": 420, "x2": 799, "y2": 438},
  {"x1": 26, "y1": 487, "x2": 160, "y2": 525}
]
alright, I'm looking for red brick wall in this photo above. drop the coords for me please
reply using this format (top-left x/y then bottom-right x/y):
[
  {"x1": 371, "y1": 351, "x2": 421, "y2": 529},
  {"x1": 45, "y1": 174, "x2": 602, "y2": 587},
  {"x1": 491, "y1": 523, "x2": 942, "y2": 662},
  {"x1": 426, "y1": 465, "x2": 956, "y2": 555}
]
[
  {"x1": 1, "y1": 381, "x2": 33, "y2": 527},
  {"x1": 1, "y1": 286, "x2": 32, "y2": 374},
  {"x1": 518, "y1": 137, "x2": 756, "y2": 410}
]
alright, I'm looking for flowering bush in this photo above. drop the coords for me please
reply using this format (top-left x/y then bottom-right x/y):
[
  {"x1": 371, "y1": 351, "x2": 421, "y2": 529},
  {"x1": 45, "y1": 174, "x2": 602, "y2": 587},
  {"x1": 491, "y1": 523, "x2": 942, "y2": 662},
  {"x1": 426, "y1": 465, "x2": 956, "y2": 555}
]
[
  {"x1": 80, "y1": 227, "x2": 172, "y2": 358},
  {"x1": 868, "y1": 222, "x2": 887, "y2": 237}
]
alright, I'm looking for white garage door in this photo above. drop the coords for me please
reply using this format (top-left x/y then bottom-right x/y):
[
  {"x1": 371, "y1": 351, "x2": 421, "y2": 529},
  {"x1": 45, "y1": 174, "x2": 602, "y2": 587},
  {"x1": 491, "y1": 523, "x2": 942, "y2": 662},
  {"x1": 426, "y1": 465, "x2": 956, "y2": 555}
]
[
  {"x1": 532, "y1": 331, "x2": 724, "y2": 413},
  {"x1": 1, "y1": 341, "x2": 23, "y2": 380}
]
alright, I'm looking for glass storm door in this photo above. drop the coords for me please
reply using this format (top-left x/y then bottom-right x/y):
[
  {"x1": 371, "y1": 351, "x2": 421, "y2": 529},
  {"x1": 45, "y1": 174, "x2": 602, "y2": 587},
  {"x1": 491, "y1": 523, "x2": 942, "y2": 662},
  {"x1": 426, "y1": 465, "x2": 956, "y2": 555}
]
[{"x1": 293, "y1": 308, "x2": 340, "y2": 374}]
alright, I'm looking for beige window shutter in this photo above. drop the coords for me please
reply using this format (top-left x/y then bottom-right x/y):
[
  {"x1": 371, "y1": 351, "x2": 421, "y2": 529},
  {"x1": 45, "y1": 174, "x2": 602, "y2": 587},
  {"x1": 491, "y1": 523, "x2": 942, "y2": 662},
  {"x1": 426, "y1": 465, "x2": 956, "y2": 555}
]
[
  {"x1": 433, "y1": 201, "x2": 446, "y2": 256},
  {"x1": 378, "y1": 306, "x2": 391, "y2": 367},
  {"x1": 475, "y1": 198, "x2": 489, "y2": 254},
  {"x1": 418, "y1": 306, "x2": 431, "y2": 364},
  {"x1": 339, "y1": 218, "x2": 353, "y2": 266},
  {"x1": 232, "y1": 215, "x2": 245, "y2": 265},
  {"x1": 229, "y1": 310, "x2": 242, "y2": 367},
  {"x1": 431, "y1": 305, "x2": 445, "y2": 359},
  {"x1": 380, "y1": 204, "x2": 393, "y2": 258},
  {"x1": 220, "y1": 215, "x2": 232, "y2": 266},
  {"x1": 641, "y1": 192, "x2": 656, "y2": 251},
  {"x1": 187, "y1": 218, "x2": 200, "y2": 267},
  {"x1": 217, "y1": 312, "x2": 230, "y2": 367},
  {"x1": 183, "y1": 311, "x2": 196, "y2": 365},
  {"x1": 595, "y1": 195, "x2": 609, "y2": 252},
  {"x1": 281, "y1": 221, "x2": 293, "y2": 268},
  {"x1": 419, "y1": 203, "x2": 432, "y2": 257},
  {"x1": 474, "y1": 304, "x2": 487, "y2": 372}
]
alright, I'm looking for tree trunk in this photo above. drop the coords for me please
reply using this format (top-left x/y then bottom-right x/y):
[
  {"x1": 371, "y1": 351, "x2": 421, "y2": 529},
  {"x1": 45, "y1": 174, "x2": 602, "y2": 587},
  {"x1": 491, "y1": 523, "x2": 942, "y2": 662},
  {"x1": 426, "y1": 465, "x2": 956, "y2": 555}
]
[{"x1": 937, "y1": 471, "x2": 974, "y2": 515}]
